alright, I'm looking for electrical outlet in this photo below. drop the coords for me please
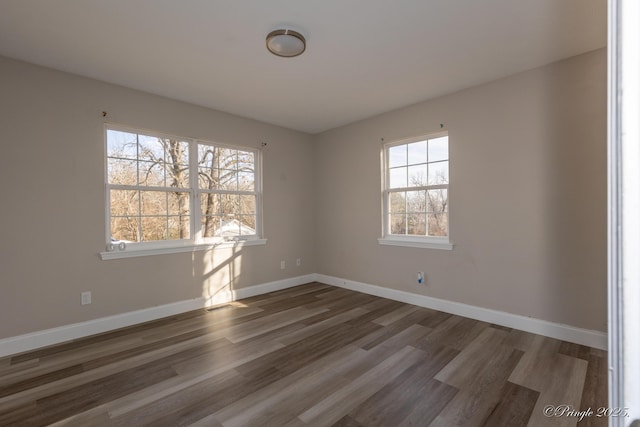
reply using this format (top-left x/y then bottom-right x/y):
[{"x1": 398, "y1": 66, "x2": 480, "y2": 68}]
[
  {"x1": 81, "y1": 291, "x2": 92, "y2": 305},
  {"x1": 418, "y1": 272, "x2": 424, "y2": 284},
  {"x1": 296, "y1": 258, "x2": 301, "y2": 267},
  {"x1": 280, "y1": 260, "x2": 285, "y2": 270}
]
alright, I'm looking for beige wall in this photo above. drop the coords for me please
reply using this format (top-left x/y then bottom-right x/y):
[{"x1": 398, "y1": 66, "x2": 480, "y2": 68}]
[
  {"x1": 0, "y1": 56, "x2": 316, "y2": 339},
  {"x1": 313, "y1": 49, "x2": 607, "y2": 332},
  {"x1": 0, "y1": 47, "x2": 607, "y2": 341}
]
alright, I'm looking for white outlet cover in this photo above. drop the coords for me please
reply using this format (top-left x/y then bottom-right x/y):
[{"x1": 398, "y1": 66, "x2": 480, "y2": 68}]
[{"x1": 81, "y1": 291, "x2": 91, "y2": 305}]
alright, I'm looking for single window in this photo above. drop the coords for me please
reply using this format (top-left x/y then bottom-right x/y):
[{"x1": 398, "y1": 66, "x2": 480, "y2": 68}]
[
  {"x1": 105, "y1": 125, "x2": 262, "y2": 254},
  {"x1": 381, "y1": 133, "x2": 451, "y2": 249}
]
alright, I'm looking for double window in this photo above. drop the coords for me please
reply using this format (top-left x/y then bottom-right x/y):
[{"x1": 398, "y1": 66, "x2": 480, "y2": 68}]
[
  {"x1": 381, "y1": 132, "x2": 452, "y2": 249},
  {"x1": 104, "y1": 125, "x2": 263, "y2": 258}
]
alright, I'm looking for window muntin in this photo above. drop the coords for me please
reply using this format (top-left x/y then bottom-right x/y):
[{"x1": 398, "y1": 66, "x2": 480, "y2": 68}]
[
  {"x1": 105, "y1": 126, "x2": 261, "y2": 251},
  {"x1": 383, "y1": 133, "x2": 449, "y2": 241}
]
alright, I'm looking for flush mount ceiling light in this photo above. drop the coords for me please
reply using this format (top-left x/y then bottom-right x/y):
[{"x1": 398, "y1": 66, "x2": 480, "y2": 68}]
[{"x1": 266, "y1": 29, "x2": 306, "y2": 57}]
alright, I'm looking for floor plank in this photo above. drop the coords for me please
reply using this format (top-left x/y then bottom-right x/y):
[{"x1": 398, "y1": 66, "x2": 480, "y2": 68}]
[
  {"x1": 347, "y1": 347, "x2": 458, "y2": 426},
  {"x1": 483, "y1": 382, "x2": 539, "y2": 427}
]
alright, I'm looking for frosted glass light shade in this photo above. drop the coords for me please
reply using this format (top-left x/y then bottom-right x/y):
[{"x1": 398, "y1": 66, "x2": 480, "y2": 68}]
[{"x1": 266, "y1": 29, "x2": 306, "y2": 57}]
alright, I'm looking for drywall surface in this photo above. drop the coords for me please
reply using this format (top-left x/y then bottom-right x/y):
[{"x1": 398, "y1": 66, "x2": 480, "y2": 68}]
[
  {"x1": 0, "y1": 56, "x2": 316, "y2": 338},
  {"x1": 313, "y1": 49, "x2": 607, "y2": 332}
]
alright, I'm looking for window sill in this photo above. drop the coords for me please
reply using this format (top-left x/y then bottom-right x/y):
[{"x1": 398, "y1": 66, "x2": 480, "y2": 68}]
[
  {"x1": 99, "y1": 239, "x2": 267, "y2": 260},
  {"x1": 378, "y1": 237, "x2": 453, "y2": 250}
]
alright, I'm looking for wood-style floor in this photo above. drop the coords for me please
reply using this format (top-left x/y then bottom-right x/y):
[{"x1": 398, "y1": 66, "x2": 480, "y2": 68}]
[{"x1": 0, "y1": 283, "x2": 607, "y2": 427}]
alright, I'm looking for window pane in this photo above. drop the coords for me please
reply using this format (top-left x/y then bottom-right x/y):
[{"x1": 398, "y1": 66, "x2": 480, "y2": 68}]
[
  {"x1": 238, "y1": 151, "x2": 255, "y2": 172},
  {"x1": 388, "y1": 145, "x2": 407, "y2": 168},
  {"x1": 108, "y1": 158, "x2": 137, "y2": 185},
  {"x1": 220, "y1": 194, "x2": 240, "y2": 217},
  {"x1": 389, "y1": 192, "x2": 406, "y2": 214},
  {"x1": 167, "y1": 164, "x2": 189, "y2": 189},
  {"x1": 168, "y1": 215, "x2": 190, "y2": 239},
  {"x1": 110, "y1": 190, "x2": 139, "y2": 217},
  {"x1": 198, "y1": 167, "x2": 217, "y2": 190},
  {"x1": 201, "y1": 215, "x2": 219, "y2": 238},
  {"x1": 217, "y1": 148, "x2": 237, "y2": 170},
  {"x1": 201, "y1": 193, "x2": 219, "y2": 216},
  {"x1": 407, "y1": 140, "x2": 427, "y2": 164},
  {"x1": 107, "y1": 130, "x2": 137, "y2": 159},
  {"x1": 238, "y1": 171, "x2": 255, "y2": 191},
  {"x1": 240, "y1": 215, "x2": 257, "y2": 235},
  {"x1": 141, "y1": 191, "x2": 167, "y2": 215},
  {"x1": 218, "y1": 215, "x2": 241, "y2": 237},
  {"x1": 197, "y1": 145, "x2": 217, "y2": 191},
  {"x1": 407, "y1": 213, "x2": 426, "y2": 235},
  {"x1": 406, "y1": 190, "x2": 426, "y2": 213},
  {"x1": 168, "y1": 192, "x2": 190, "y2": 216},
  {"x1": 428, "y1": 136, "x2": 448, "y2": 162},
  {"x1": 217, "y1": 169, "x2": 238, "y2": 191},
  {"x1": 240, "y1": 195, "x2": 256, "y2": 214},
  {"x1": 389, "y1": 167, "x2": 407, "y2": 188},
  {"x1": 141, "y1": 216, "x2": 167, "y2": 241},
  {"x1": 165, "y1": 140, "x2": 189, "y2": 188},
  {"x1": 427, "y1": 189, "x2": 448, "y2": 213},
  {"x1": 139, "y1": 160, "x2": 165, "y2": 186},
  {"x1": 428, "y1": 161, "x2": 449, "y2": 185},
  {"x1": 165, "y1": 140, "x2": 189, "y2": 165},
  {"x1": 110, "y1": 217, "x2": 139, "y2": 242},
  {"x1": 138, "y1": 134, "x2": 165, "y2": 163},
  {"x1": 428, "y1": 212, "x2": 448, "y2": 236},
  {"x1": 198, "y1": 144, "x2": 215, "y2": 165},
  {"x1": 407, "y1": 164, "x2": 427, "y2": 187},
  {"x1": 389, "y1": 214, "x2": 406, "y2": 235}
]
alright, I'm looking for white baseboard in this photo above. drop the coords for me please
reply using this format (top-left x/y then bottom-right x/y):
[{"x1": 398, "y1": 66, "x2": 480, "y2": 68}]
[
  {"x1": 315, "y1": 274, "x2": 607, "y2": 350},
  {"x1": 0, "y1": 274, "x2": 316, "y2": 358},
  {"x1": 0, "y1": 272, "x2": 607, "y2": 357}
]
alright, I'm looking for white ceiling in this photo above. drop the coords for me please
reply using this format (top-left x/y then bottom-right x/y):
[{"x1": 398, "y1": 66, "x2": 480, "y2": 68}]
[{"x1": 0, "y1": 1, "x2": 606, "y2": 134}]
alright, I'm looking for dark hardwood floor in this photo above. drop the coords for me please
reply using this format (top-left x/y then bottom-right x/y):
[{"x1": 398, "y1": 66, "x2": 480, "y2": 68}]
[{"x1": 0, "y1": 283, "x2": 608, "y2": 426}]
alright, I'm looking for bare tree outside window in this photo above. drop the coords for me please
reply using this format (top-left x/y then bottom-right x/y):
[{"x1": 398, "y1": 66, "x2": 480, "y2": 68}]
[
  {"x1": 384, "y1": 135, "x2": 449, "y2": 239},
  {"x1": 198, "y1": 146, "x2": 256, "y2": 238},
  {"x1": 106, "y1": 127, "x2": 260, "y2": 248},
  {"x1": 107, "y1": 130, "x2": 190, "y2": 242}
]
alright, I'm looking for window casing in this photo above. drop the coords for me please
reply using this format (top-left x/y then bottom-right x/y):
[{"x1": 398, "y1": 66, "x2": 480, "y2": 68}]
[
  {"x1": 380, "y1": 132, "x2": 452, "y2": 250},
  {"x1": 103, "y1": 125, "x2": 264, "y2": 258}
]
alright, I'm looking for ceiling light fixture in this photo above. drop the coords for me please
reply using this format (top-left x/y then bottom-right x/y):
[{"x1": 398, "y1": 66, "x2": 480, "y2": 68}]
[{"x1": 266, "y1": 29, "x2": 306, "y2": 58}]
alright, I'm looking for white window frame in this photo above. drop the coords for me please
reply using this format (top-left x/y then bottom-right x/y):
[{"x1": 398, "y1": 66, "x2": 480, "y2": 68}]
[
  {"x1": 100, "y1": 124, "x2": 265, "y2": 260},
  {"x1": 379, "y1": 131, "x2": 453, "y2": 250}
]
